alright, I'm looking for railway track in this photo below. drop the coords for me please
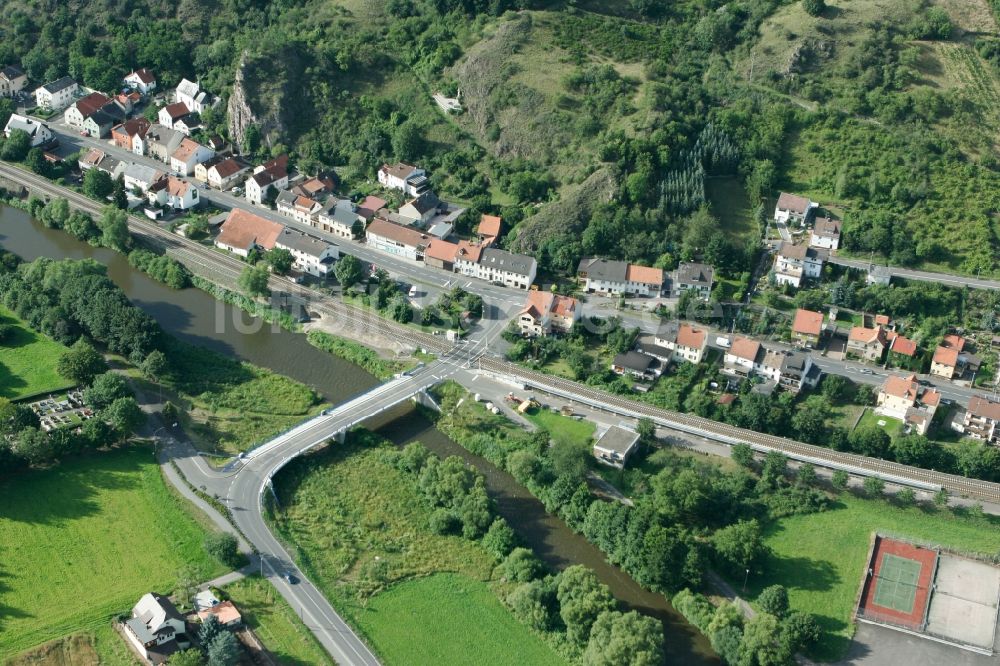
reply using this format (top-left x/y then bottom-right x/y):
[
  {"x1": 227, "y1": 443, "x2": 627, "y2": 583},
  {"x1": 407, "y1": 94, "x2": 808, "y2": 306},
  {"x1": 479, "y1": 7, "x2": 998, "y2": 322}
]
[
  {"x1": 479, "y1": 357, "x2": 1000, "y2": 503},
  {"x1": 0, "y1": 163, "x2": 452, "y2": 354}
]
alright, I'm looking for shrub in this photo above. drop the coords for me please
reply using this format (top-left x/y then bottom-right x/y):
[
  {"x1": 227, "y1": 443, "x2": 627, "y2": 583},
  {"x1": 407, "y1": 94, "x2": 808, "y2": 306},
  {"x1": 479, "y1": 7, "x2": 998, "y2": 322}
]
[{"x1": 204, "y1": 532, "x2": 242, "y2": 568}]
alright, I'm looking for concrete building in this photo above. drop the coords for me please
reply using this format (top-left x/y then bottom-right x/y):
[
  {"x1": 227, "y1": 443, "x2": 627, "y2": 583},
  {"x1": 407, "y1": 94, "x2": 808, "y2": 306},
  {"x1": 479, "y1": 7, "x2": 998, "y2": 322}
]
[
  {"x1": 791, "y1": 308, "x2": 824, "y2": 347},
  {"x1": 652, "y1": 321, "x2": 708, "y2": 364},
  {"x1": 876, "y1": 374, "x2": 941, "y2": 436},
  {"x1": 0, "y1": 65, "x2": 27, "y2": 98},
  {"x1": 962, "y1": 396, "x2": 1000, "y2": 445},
  {"x1": 476, "y1": 248, "x2": 537, "y2": 290},
  {"x1": 122, "y1": 593, "x2": 189, "y2": 665},
  {"x1": 810, "y1": 216, "x2": 841, "y2": 250},
  {"x1": 378, "y1": 162, "x2": 428, "y2": 196},
  {"x1": 215, "y1": 208, "x2": 284, "y2": 257},
  {"x1": 34, "y1": 76, "x2": 78, "y2": 111},
  {"x1": 3, "y1": 114, "x2": 53, "y2": 147},
  {"x1": 316, "y1": 199, "x2": 362, "y2": 240},
  {"x1": 593, "y1": 424, "x2": 640, "y2": 469},
  {"x1": 671, "y1": 262, "x2": 714, "y2": 300},
  {"x1": 365, "y1": 218, "x2": 429, "y2": 261},
  {"x1": 774, "y1": 192, "x2": 817, "y2": 226},
  {"x1": 846, "y1": 326, "x2": 890, "y2": 363},
  {"x1": 576, "y1": 257, "x2": 663, "y2": 297},
  {"x1": 517, "y1": 290, "x2": 581, "y2": 336},
  {"x1": 773, "y1": 242, "x2": 824, "y2": 288}
]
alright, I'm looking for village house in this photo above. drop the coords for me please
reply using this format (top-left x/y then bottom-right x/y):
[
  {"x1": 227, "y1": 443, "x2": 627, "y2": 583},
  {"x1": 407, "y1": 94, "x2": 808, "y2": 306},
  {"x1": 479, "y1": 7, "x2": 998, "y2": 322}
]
[
  {"x1": 316, "y1": 199, "x2": 362, "y2": 239},
  {"x1": 810, "y1": 216, "x2": 841, "y2": 250},
  {"x1": 611, "y1": 350, "x2": 661, "y2": 380},
  {"x1": 197, "y1": 600, "x2": 242, "y2": 628},
  {"x1": 273, "y1": 228, "x2": 338, "y2": 277},
  {"x1": 158, "y1": 102, "x2": 192, "y2": 132},
  {"x1": 652, "y1": 321, "x2": 709, "y2": 364},
  {"x1": 291, "y1": 175, "x2": 336, "y2": 200},
  {"x1": 476, "y1": 248, "x2": 537, "y2": 290},
  {"x1": 724, "y1": 337, "x2": 760, "y2": 377},
  {"x1": 886, "y1": 331, "x2": 918, "y2": 367},
  {"x1": 961, "y1": 396, "x2": 1000, "y2": 445},
  {"x1": 114, "y1": 91, "x2": 141, "y2": 116},
  {"x1": 77, "y1": 148, "x2": 121, "y2": 177},
  {"x1": 122, "y1": 163, "x2": 165, "y2": 194},
  {"x1": 773, "y1": 192, "x2": 817, "y2": 226},
  {"x1": 4, "y1": 114, "x2": 54, "y2": 147},
  {"x1": 398, "y1": 191, "x2": 442, "y2": 225},
  {"x1": 930, "y1": 334, "x2": 969, "y2": 380},
  {"x1": 867, "y1": 264, "x2": 892, "y2": 286},
  {"x1": 83, "y1": 109, "x2": 120, "y2": 139},
  {"x1": 148, "y1": 176, "x2": 199, "y2": 210},
  {"x1": 34, "y1": 76, "x2": 78, "y2": 111},
  {"x1": 0, "y1": 65, "x2": 27, "y2": 97},
  {"x1": 124, "y1": 68, "x2": 157, "y2": 96},
  {"x1": 576, "y1": 257, "x2": 664, "y2": 297},
  {"x1": 275, "y1": 190, "x2": 322, "y2": 226},
  {"x1": 358, "y1": 195, "x2": 387, "y2": 220},
  {"x1": 65, "y1": 92, "x2": 125, "y2": 137},
  {"x1": 205, "y1": 157, "x2": 250, "y2": 190},
  {"x1": 170, "y1": 138, "x2": 214, "y2": 176},
  {"x1": 246, "y1": 156, "x2": 289, "y2": 206},
  {"x1": 723, "y1": 337, "x2": 819, "y2": 392},
  {"x1": 111, "y1": 118, "x2": 151, "y2": 154},
  {"x1": 378, "y1": 162, "x2": 429, "y2": 196},
  {"x1": 365, "y1": 218, "x2": 429, "y2": 261},
  {"x1": 773, "y1": 242, "x2": 824, "y2": 288},
  {"x1": 453, "y1": 241, "x2": 484, "y2": 278},
  {"x1": 122, "y1": 593, "x2": 189, "y2": 665},
  {"x1": 593, "y1": 424, "x2": 641, "y2": 469},
  {"x1": 423, "y1": 239, "x2": 459, "y2": 271},
  {"x1": 425, "y1": 202, "x2": 464, "y2": 240},
  {"x1": 671, "y1": 262, "x2": 714, "y2": 300},
  {"x1": 145, "y1": 125, "x2": 185, "y2": 163},
  {"x1": 791, "y1": 308, "x2": 824, "y2": 347},
  {"x1": 876, "y1": 374, "x2": 941, "y2": 436},
  {"x1": 477, "y1": 214, "x2": 502, "y2": 245},
  {"x1": 175, "y1": 78, "x2": 214, "y2": 113},
  {"x1": 215, "y1": 208, "x2": 284, "y2": 257},
  {"x1": 517, "y1": 290, "x2": 581, "y2": 336},
  {"x1": 846, "y1": 326, "x2": 889, "y2": 363}
]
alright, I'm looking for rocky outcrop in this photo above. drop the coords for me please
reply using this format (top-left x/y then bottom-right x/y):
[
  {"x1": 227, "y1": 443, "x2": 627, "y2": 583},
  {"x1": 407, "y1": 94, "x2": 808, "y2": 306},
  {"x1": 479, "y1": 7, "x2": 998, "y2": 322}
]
[
  {"x1": 510, "y1": 168, "x2": 617, "y2": 254},
  {"x1": 227, "y1": 57, "x2": 257, "y2": 152}
]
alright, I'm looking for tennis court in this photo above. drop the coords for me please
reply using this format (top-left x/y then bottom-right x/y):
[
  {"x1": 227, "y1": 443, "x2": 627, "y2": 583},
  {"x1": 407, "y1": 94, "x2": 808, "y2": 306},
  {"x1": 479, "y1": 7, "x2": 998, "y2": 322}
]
[{"x1": 872, "y1": 554, "x2": 922, "y2": 614}]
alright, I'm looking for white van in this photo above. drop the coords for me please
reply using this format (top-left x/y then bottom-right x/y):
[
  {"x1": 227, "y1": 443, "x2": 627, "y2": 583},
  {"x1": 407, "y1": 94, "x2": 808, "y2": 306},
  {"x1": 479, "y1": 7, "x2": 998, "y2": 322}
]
[{"x1": 716, "y1": 336, "x2": 731, "y2": 348}]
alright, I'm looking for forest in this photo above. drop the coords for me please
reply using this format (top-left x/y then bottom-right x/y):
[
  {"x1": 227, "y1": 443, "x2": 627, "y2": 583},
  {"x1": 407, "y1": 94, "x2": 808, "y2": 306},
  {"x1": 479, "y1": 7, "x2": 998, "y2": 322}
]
[{"x1": 1, "y1": 0, "x2": 994, "y2": 276}]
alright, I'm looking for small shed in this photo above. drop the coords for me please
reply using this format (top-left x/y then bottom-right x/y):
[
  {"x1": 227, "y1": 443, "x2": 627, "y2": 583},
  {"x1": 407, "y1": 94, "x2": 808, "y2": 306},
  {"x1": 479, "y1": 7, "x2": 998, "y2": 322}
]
[{"x1": 593, "y1": 424, "x2": 641, "y2": 469}]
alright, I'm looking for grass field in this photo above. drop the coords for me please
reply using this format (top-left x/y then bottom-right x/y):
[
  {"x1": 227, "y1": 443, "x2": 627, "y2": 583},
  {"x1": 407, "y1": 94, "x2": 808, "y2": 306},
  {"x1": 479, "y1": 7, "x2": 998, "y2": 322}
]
[
  {"x1": 222, "y1": 575, "x2": 334, "y2": 666},
  {"x1": 270, "y1": 433, "x2": 567, "y2": 665},
  {"x1": 0, "y1": 306, "x2": 73, "y2": 400},
  {"x1": 352, "y1": 574, "x2": 566, "y2": 666},
  {"x1": 523, "y1": 407, "x2": 595, "y2": 449},
  {"x1": 748, "y1": 494, "x2": 1000, "y2": 661},
  {"x1": 0, "y1": 446, "x2": 223, "y2": 658},
  {"x1": 159, "y1": 339, "x2": 326, "y2": 456},
  {"x1": 706, "y1": 176, "x2": 756, "y2": 243},
  {"x1": 855, "y1": 408, "x2": 903, "y2": 438}
]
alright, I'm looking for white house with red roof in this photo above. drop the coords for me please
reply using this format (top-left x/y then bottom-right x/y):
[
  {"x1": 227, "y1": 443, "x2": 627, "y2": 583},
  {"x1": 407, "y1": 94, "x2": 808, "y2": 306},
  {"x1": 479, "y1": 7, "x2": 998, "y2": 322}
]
[
  {"x1": 215, "y1": 209, "x2": 284, "y2": 257},
  {"x1": 148, "y1": 176, "x2": 199, "y2": 210},
  {"x1": 517, "y1": 291, "x2": 580, "y2": 336},
  {"x1": 124, "y1": 68, "x2": 157, "y2": 96},
  {"x1": 378, "y1": 162, "x2": 428, "y2": 196},
  {"x1": 653, "y1": 321, "x2": 709, "y2": 364},
  {"x1": 876, "y1": 374, "x2": 940, "y2": 435}
]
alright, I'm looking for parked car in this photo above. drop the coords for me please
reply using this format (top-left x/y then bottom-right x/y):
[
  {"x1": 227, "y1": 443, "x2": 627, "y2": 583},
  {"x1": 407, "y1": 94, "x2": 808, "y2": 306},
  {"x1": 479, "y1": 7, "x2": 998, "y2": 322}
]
[{"x1": 284, "y1": 573, "x2": 298, "y2": 584}]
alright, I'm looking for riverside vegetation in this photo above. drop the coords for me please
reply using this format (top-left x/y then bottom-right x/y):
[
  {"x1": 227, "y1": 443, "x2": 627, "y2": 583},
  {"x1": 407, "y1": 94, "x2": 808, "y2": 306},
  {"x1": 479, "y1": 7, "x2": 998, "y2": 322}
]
[
  {"x1": 268, "y1": 430, "x2": 665, "y2": 665},
  {"x1": 429, "y1": 381, "x2": 1000, "y2": 662}
]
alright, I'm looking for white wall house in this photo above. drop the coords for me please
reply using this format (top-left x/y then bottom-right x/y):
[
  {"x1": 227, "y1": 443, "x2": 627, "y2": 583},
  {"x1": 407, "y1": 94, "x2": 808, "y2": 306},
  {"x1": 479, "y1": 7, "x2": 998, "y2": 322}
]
[
  {"x1": 0, "y1": 66, "x2": 27, "y2": 98},
  {"x1": 274, "y1": 228, "x2": 339, "y2": 277},
  {"x1": 365, "y1": 218, "x2": 427, "y2": 262},
  {"x1": 34, "y1": 77, "x2": 78, "y2": 111},
  {"x1": 148, "y1": 176, "x2": 199, "y2": 210},
  {"x1": 774, "y1": 192, "x2": 817, "y2": 225},
  {"x1": 773, "y1": 243, "x2": 824, "y2": 288},
  {"x1": 169, "y1": 138, "x2": 214, "y2": 176},
  {"x1": 378, "y1": 162, "x2": 429, "y2": 196},
  {"x1": 123, "y1": 68, "x2": 157, "y2": 95},
  {"x1": 576, "y1": 258, "x2": 663, "y2": 297},
  {"x1": 175, "y1": 78, "x2": 213, "y2": 113},
  {"x1": 3, "y1": 114, "x2": 53, "y2": 147},
  {"x1": 475, "y1": 248, "x2": 536, "y2": 290},
  {"x1": 122, "y1": 593, "x2": 189, "y2": 663},
  {"x1": 810, "y1": 216, "x2": 841, "y2": 250},
  {"x1": 315, "y1": 199, "x2": 361, "y2": 240}
]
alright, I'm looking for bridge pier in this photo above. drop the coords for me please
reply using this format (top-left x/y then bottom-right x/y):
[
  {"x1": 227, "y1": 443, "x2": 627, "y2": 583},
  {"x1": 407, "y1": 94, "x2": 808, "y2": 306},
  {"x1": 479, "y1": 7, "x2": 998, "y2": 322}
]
[{"x1": 413, "y1": 389, "x2": 442, "y2": 413}]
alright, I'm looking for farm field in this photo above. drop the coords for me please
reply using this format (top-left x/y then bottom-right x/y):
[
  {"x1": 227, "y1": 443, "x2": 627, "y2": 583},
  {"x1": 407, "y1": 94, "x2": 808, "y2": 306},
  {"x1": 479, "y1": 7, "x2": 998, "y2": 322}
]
[
  {"x1": 0, "y1": 305, "x2": 73, "y2": 400},
  {"x1": 746, "y1": 494, "x2": 1000, "y2": 660},
  {"x1": 270, "y1": 433, "x2": 567, "y2": 665},
  {"x1": 0, "y1": 446, "x2": 223, "y2": 658},
  {"x1": 352, "y1": 574, "x2": 566, "y2": 666},
  {"x1": 222, "y1": 575, "x2": 334, "y2": 666}
]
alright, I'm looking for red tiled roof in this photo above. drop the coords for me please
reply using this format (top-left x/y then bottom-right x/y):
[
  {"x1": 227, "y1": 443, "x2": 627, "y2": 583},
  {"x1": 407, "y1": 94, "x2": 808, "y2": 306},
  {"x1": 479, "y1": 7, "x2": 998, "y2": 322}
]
[
  {"x1": 874, "y1": 314, "x2": 890, "y2": 326},
  {"x1": 942, "y1": 334, "x2": 965, "y2": 351},
  {"x1": 849, "y1": 326, "x2": 887, "y2": 345},
  {"x1": 889, "y1": 335, "x2": 917, "y2": 357},
  {"x1": 127, "y1": 68, "x2": 156, "y2": 84},
  {"x1": 455, "y1": 240, "x2": 484, "y2": 263},
  {"x1": 359, "y1": 195, "x2": 387, "y2": 214},
  {"x1": 172, "y1": 138, "x2": 203, "y2": 162},
  {"x1": 112, "y1": 117, "x2": 150, "y2": 140},
  {"x1": 425, "y1": 239, "x2": 459, "y2": 262},
  {"x1": 216, "y1": 209, "x2": 283, "y2": 251},
  {"x1": 882, "y1": 374, "x2": 919, "y2": 401},
  {"x1": 625, "y1": 264, "x2": 664, "y2": 286},
  {"x1": 792, "y1": 309, "x2": 823, "y2": 336},
  {"x1": 478, "y1": 214, "x2": 501, "y2": 238},
  {"x1": 211, "y1": 157, "x2": 245, "y2": 179},
  {"x1": 932, "y1": 346, "x2": 959, "y2": 367},
  {"x1": 381, "y1": 162, "x2": 417, "y2": 180},
  {"x1": 729, "y1": 337, "x2": 760, "y2": 362},
  {"x1": 75, "y1": 92, "x2": 111, "y2": 118},
  {"x1": 162, "y1": 101, "x2": 189, "y2": 120},
  {"x1": 676, "y1": 324, "x2": 706, "y2": 350}
]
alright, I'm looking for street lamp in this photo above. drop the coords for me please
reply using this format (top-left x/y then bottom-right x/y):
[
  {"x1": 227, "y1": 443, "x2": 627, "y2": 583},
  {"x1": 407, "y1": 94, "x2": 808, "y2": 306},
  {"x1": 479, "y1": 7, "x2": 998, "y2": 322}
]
[{"x1": 743, "y1": 568, "x2": 750, "y2": 593}]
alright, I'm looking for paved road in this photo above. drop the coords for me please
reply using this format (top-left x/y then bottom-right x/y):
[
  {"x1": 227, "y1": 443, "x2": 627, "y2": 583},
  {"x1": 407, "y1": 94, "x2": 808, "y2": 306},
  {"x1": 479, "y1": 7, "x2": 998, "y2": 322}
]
[{"x1": 828, "y1": 255, "x2": 1000, "y2": 291}]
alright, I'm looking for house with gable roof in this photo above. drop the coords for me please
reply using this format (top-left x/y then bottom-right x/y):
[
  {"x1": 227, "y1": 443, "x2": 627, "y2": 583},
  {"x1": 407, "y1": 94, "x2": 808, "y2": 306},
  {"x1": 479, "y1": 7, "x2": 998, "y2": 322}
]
[
  {"x1": 124, "y1": 68, "x2": 157, "y2": 96},
  {"x1": 773, "y1": 192, "x2": 817, "y2": 226},
  {"x1": 378, "y1": 162, "x2": 428, "y2": 196},
  {"x1": 576, "y1": 257, "x2": 664, "y2": 297},
  {"x1": 215, "y1": 209, "x2": 284, "y2": 257},
  {"x1": 517, "y1": 290, "x2": 581, "y2": 336},
  {"x1": 121, "y1": 593, "x2": 189, "y2": 664},
  {"x1": 876, "y1": 374, "x2": 940, "y2": 435}
]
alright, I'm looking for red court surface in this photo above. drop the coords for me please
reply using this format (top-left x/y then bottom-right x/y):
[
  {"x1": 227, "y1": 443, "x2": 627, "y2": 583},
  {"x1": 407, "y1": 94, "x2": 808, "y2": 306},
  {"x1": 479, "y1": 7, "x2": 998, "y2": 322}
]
[{"x1": 858, "y1": 536, "x2": 938, "y2": 630}]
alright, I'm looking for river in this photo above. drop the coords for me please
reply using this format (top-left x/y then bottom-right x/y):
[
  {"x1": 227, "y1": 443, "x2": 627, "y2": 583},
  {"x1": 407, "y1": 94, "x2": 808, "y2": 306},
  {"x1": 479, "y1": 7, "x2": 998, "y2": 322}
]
[{"x1": 0, "y1": 204, "x2": 716, "y2": 664}]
